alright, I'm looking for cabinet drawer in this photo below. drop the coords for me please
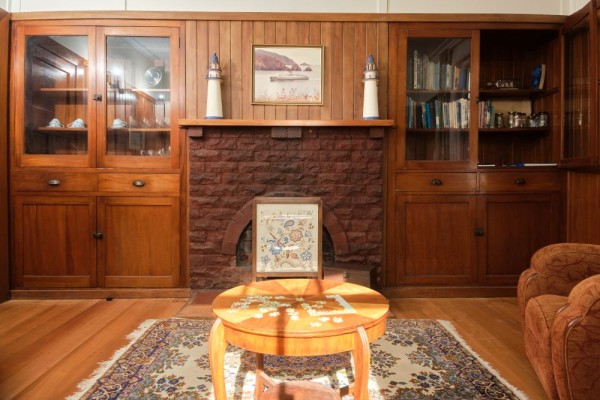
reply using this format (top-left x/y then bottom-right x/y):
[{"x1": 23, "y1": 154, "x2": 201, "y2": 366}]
[
  {"x1": 479, "y1": 171, "x2": 561, "y2": 192},
  {"x1": 98, "y1": 173, "x2": 180, "y2": 194},
  {"x1": 12, "y1": 172, "x2": 97, "y2": 192},
  {"x1": 395, "y1": 172, "x2": 477, "y2": 192}
]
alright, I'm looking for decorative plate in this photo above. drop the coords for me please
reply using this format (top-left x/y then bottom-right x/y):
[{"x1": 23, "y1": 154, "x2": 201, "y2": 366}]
[{"x1": 144, "y1": 67, "x2": 163, "y2": 87}]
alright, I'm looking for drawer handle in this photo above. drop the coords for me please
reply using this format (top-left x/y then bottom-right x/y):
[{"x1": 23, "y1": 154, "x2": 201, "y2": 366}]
[
  {"x1": 430, "y1": 178, "x2": 443, "y2": 186},
  {"x1": 132, "y1": 180, "x2": 145, "y2": 187},
  {"x1": 48, "y1": 179, "x2": 61, "y2": 187},
  {"x1": 514, "y1": 178, "x2": 527, "y2": 185}
]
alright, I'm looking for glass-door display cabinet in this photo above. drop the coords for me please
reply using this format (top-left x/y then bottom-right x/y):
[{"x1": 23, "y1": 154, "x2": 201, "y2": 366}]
[
  {"x1": 10, "y1": 22, "x2": 184, "y2": 291},
  {"x1": 562, "y1": 3, "x2": 595, "y2": 166},
  {"x1": 400, "y1": 30, "x2": 479, "y2": 169},
  {"x1": 12, "y1": 25, "x2": 181, "y2": 169},
  {"x1": 14, "y1": 26, "x2": 95, "y2": 167},
  {"x1": 99, "y1": 27, "x2": 180, "y2": 169}
]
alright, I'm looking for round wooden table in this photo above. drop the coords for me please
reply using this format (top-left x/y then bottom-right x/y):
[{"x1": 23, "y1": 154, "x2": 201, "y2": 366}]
[{"x1": 209, "y1": 278, "x2": 389, "y2": 400}]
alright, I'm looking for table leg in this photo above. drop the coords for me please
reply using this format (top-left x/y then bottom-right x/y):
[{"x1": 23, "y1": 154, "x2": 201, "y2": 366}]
[
  {"x1": 254, "y1": 353, "x2": 265, "y2": 399},
  {"x1": 209, "y1": 318, "x2": 227, "y2": 400},
  {"x1": 353, "y1": 326, "x2": 370, "y2": 400}
]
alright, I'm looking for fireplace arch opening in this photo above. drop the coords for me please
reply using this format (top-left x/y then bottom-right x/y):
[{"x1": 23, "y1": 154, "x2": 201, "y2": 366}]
[{"x1": 236, "y1": 222, "x2": 335, "y2": 267}]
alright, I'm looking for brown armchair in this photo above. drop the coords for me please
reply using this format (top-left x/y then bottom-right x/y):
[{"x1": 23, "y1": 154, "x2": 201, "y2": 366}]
[{"x1": 517, "y1": 243, "x2": 600, "y2": 400}]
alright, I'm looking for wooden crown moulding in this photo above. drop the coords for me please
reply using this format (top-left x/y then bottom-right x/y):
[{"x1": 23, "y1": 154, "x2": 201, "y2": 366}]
[
  {"x1": 9, "y1": 10, "x2": 567, "y2": 25},
  {"x1": 179, "y1": 119, "x2": 395, "y2": 139}
]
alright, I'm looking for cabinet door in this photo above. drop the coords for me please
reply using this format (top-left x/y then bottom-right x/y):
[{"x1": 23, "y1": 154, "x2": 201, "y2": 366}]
[
  {"x1": 12, "y1": 25, "x2": 96, "y2": 168},
  {"x1": 562, "y1": 4, "x2": 597, "y2": 166},
  {"x1": 398, "y1": 29, "x2": 479, "y2": 170},
  {"x1": 390, "y1": 194, "x2": 477, "y2": 285},
  {"x1": 477, "y1": 193, "x2": 560, "y2": 285},
  {"x1": 97, "y1": 196, "x2": 180, "y2": 287},
  {"x1": 13, "y1": 195, "x2": 97, "y2": 288},
  {"x1": 97, "y1": 26, "x2": 182, "y2": 169}
]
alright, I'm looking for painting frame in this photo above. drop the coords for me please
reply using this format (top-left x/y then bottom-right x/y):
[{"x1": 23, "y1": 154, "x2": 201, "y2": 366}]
[
  {"x1": 252, "y1": 44, "x2": 324, "y2": 105},
  {"x1": 252, "y1": 197, "x2": 323, "y2": 281}
]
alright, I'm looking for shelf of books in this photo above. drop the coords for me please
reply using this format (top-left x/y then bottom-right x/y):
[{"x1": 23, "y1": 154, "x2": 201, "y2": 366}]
[{"x1": 405, "y1": 36, "x2": 472, "y2": 162}]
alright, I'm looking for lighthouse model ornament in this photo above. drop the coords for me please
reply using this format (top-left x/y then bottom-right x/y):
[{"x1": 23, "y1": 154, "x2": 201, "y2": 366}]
[
  {"x1": 205, "y1": 53, "x2": 223, "y2": 119},
  {"x1": 362, "y1": 54, "x2": 380, "y2": 120}
]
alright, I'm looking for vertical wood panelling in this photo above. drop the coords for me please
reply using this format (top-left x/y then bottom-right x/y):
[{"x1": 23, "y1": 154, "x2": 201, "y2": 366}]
[
  {"x1": 230, "y1": 21, "x2": 242, "y2": 119},
  {"x1": 241, "y1": 21, "x2": 253, "y2": 119},
  {"x1": 568, "y1": 172, "x2": 600, "y2": 244},
  {"x1": 195, "y1": 21, "x2": 208, "y2": 119},
  {"x1": 186, "y1": 19, "x2": 390, "y2": 121},
  {"x1": 219, "y1": 22, "x2": 232, "y2": 119},
  {"x1": 354, "y1": 23, "x2": 366, "y2": 119},
  {"x1": 377, "y1": 23, "x2": 390, "y2": 119},
  {"x1": 185, "y1": 21, "x2": 198, "y2": 119},
  {"x1": 331, "y1": 23, "x2": 344, "y2": 119},
  {"x1": 320, "y1": 22, "x2": 333, "y2": 119},
  {"x1": 342, "y1": 23, "x2": 355, "y2": 119}
]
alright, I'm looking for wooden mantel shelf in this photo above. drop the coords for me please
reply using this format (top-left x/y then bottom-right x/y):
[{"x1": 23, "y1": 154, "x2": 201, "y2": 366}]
[
  {"x1": 180, "y1": 119, "x2": 395, "y2": 139},
  {"x1": 179, "y1": 118, "x2": 395, "y2": 127}
]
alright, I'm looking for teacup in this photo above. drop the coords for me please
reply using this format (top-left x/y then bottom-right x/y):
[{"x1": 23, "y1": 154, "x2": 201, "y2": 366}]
[
  {"x1": 67, "y1": 118, "x2": 85, "y2": 128},
  {"x1": 47, "y1": 118, "x2": 64, "y2": 128},
  {"x1": 112, "y1": 118, "x2": 127, "y2": 128}
]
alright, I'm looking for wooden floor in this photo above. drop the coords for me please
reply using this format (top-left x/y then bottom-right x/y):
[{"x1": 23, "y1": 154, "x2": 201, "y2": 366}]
[{"x1": 0, "y1": 296, "x2": 547, "y2": 400}]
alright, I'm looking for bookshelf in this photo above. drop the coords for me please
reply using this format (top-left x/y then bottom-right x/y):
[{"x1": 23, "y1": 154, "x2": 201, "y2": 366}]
[{"x1": 402, "y1": 32, "x2": 475, "y2": 167}]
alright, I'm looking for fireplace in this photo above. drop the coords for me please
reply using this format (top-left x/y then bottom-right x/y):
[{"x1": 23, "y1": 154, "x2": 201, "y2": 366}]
[{"x1": 188, "y1": 125, "x2": 384, "y2": 289}]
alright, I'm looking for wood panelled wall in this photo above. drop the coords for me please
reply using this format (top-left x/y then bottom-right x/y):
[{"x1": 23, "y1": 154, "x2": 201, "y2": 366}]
[
  {"x1": 0, "y1": 9, "x2": 9, "y2": 302},
  {"x1": 567, "y1": 171, "x2": 600, "y2": 244},
  {"x1": 184, "y1": 20, "x2": 390, "y2": 120}
]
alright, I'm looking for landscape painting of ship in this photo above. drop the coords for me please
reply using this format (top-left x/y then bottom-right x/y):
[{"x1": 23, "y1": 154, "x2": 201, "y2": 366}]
[{"x1": 252, "y1": 45, "x2": 323, "y2": 104}]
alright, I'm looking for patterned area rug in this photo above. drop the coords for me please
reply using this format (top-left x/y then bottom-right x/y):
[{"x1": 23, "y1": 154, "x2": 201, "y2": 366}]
[{"x1": 68, "y1": 318, "x2": 527, "y2": 400}]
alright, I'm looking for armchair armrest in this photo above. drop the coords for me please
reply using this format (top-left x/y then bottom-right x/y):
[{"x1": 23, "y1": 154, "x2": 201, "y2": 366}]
[
  {"x1": 518, "y1": 243, "x2": 600, "y2": 319},
  {"x1": 550, "y1": 274, "x2": 600, "y2": 400}
]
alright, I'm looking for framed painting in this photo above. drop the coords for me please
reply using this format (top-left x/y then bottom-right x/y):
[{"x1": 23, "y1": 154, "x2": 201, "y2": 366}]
[
  {"x1": 252, "y1": 45, "x2": 324, "y2": 105},
  {"x1": 252, "y1": 197, "x2": 323, "y2": 281}
]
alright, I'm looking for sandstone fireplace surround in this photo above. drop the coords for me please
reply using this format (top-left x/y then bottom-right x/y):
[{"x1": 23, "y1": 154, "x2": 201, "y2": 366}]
[{"x1": 187, "y1": 124, "x2": 386, "y2": 290}]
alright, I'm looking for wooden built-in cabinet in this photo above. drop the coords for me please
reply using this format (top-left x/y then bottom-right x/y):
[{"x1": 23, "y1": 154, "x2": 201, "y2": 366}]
[
  {"x1": 387, "y1": 23, "x2": 563, "y2": 295},
  {"x1": 9, "y1": 21, "x2": 185, "y2": 293}
]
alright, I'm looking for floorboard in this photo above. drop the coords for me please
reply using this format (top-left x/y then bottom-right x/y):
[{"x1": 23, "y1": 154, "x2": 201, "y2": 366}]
[{"x1": 0, "y1": 296, "x2": 547, "y2": 400}]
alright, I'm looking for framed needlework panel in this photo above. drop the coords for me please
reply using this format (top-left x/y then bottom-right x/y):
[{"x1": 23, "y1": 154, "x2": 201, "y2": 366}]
[{"x1": 252, "y1": 197, "x2": 323, "y2": 281}]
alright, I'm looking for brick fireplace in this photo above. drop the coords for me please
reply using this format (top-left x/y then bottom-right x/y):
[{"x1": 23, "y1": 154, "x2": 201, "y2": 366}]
[{"x1": 188, "y1": 125, "x2": 384, "y2": 290}]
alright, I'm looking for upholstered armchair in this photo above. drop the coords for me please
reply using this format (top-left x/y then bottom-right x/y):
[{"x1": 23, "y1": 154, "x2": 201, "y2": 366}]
[{"x1": 517, "y1": 243, "x2": 600, "y2": 400}]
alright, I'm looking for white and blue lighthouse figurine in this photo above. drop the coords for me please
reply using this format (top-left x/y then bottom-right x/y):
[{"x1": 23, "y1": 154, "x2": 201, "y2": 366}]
[
  {"x1": 205, "y1": 53, "x2": 223, "y2": 119},
  {"x1": 362, "y1": 54, "x2": 380, "y2": 120}
]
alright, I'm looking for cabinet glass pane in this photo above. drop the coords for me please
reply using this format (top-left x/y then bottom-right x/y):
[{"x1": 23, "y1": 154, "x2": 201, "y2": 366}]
[
  {"x1": 406, "y1": 38, "x2": 471, "y2": 161},
  {"x1": 563, "y1": 16, "x2": 590, "y2": 160},
  {"x1": 106, "y1": 36, "x2": 171, "y2": 157},
  {"x1": 24, "y1": 35, "x2": 89, "y2": 155}
]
